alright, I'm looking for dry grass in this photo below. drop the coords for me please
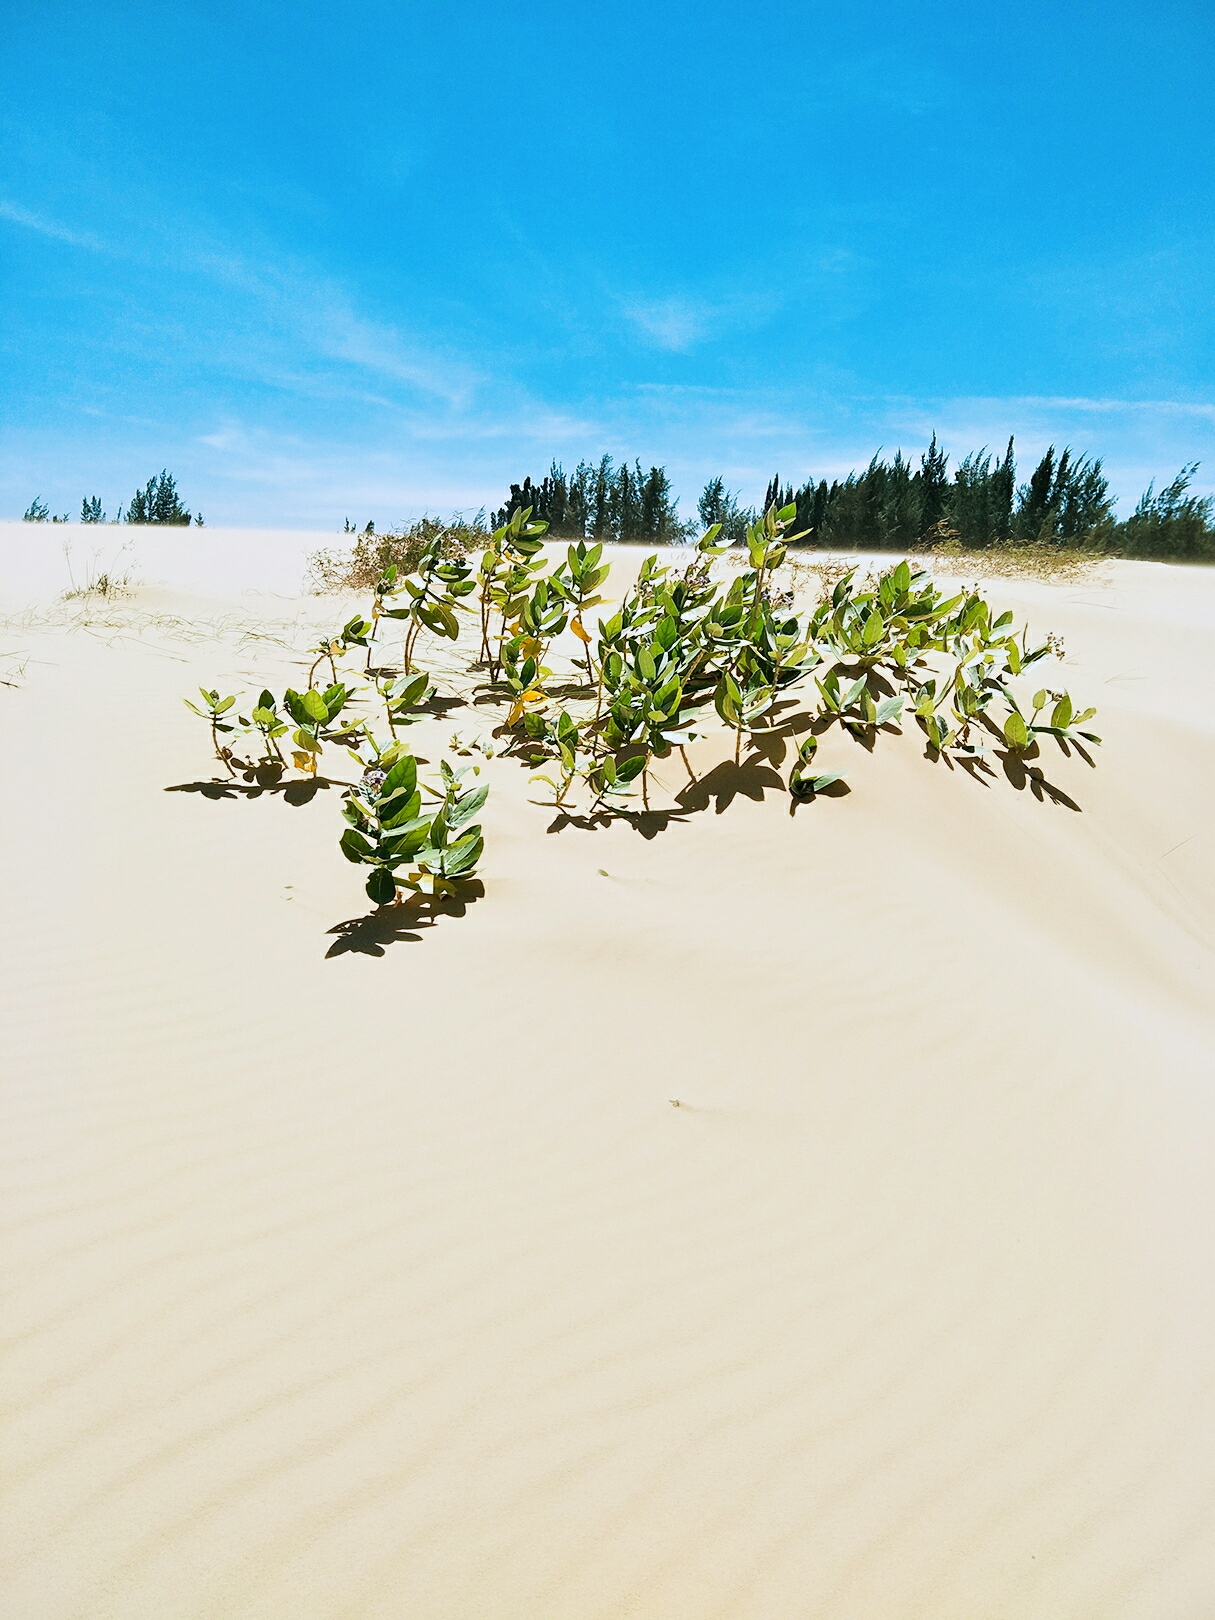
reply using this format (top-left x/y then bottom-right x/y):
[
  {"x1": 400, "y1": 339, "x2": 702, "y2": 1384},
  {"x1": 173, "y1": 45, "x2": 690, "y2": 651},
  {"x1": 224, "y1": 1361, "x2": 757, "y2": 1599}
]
[
  {"x1": 1, "y1": 600, "x2": 336, "y2": 658},
  {"x1": 306, "y1": 517, "x2": 488, "y2": 594},
  {"x1": 59, "y1": 538, "x2": 138, "y2": 604},
  {"x1": 917, "y1": 542, "x2": 1109, "y2": 583},
  {"x1": 786, "y1": 543, "x2": 1108, "y2": 595}
]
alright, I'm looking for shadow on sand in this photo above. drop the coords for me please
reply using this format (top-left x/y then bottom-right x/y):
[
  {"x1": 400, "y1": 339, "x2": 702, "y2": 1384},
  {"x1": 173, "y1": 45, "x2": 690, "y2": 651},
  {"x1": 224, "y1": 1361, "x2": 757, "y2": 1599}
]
[{"x1": 324, "y1": 880, "x2": 485, "y2": 958}]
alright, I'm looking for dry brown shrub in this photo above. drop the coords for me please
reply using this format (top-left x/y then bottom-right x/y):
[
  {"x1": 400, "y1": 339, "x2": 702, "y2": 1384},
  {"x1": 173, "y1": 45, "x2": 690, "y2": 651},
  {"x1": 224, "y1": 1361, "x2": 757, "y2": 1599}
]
[
  {"x1": 306, "y1": 516, "x2": 488, "y2": 593},
  {"x1": 787, "y1": 540, "x2": 1107, "y2": 597},
  {"x1": 918, "y1": 542, "x2": 1108, "y2": 584}
]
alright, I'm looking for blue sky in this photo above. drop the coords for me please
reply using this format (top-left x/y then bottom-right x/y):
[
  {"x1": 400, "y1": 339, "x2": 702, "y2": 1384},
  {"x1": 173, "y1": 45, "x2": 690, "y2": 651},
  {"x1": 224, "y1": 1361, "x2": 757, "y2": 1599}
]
[{"x1": 2, "y1": 0, "x2": 1213, "y2": 529}]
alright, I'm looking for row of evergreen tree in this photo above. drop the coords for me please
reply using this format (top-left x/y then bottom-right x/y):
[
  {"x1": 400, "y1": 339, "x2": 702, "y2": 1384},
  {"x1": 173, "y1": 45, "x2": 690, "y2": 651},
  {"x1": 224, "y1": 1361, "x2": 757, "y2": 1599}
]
[
  {"x1": 23, "y1": 471, "x2": 201, "y2": 526},
  {"x1": 22, "y1": 448, "x2": 1212, "y2": 559},
  {"x1": 490, "y1": 457, "x2": 686, "y2": 544},
  {"x1": 760, "y1": 438, "x2": 1213, "y2": 559},
  {"x1": 763, "y1": 437, "x2": 1118, "y2": 552},
  {"x1": 494, "y1": 439, "x2": 1214, "y2": 559}
]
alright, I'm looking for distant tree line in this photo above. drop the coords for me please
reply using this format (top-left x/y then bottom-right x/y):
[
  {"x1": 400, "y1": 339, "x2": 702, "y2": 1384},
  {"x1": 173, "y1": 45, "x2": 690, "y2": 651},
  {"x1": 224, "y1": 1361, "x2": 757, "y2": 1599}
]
[
  {"x1": 23, "y1": 470, "x2": 202, "y2": 526},
  {"x1": 491, "y1": 457, "x2": 686, "y2": 543},
  {"x1": 763, "y1": 436, "x2": 1213, "y2": 559},
  {"x1": 494, "y1": 437, "x2": 1214, "y2": 560},
  {"x1": 19, "y1": 446, "x2": 1213, "y2": 562}
]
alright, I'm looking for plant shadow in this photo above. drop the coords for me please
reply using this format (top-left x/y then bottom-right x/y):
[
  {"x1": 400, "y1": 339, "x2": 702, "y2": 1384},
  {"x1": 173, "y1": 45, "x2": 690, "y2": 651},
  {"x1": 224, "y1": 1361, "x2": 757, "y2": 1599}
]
[
  {"x1": 997, "y1": 750, "x2": 1082, "y2": 810},
  {"x1": 325, "y1": 879, "x2": 485, "y2": 958},
  {"x1": 421, "y1": 693, "x2": 466, "y2": 717},
  {"x1": 165, "y1": 767, "x2": 341, "y2": 805},
  {"x1": 544, "y1": 805, "x2": 690, "y2": 839},
  {"x1": 676, "y1": 755, "x2": 786, "y2": 816}
]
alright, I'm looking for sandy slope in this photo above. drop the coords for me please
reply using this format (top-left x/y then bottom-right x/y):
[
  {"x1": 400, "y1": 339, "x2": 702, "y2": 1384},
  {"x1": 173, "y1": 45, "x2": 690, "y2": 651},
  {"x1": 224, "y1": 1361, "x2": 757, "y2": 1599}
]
[{"x1": 2, "y1": 527, "x2": 1214, "y2": 1619}]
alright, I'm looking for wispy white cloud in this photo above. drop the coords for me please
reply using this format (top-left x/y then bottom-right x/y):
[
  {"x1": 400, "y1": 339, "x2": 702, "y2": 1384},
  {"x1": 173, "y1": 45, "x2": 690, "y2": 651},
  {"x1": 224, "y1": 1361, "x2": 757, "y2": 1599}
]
[
  {"x1": 1, "y1": 195, "x2": 481, "y2": 411},
  {"x1": 622, "y1": 296, "x2": 716, "y2": 353},
  {"x1": 6, "y1": 198, "x2": 1213, "y2": 523},
  {"x1": 9, "y1": 373, "x2": 1215, "y2": 529},
  {"x1": 0, "y1": 198, "x2": 110, "y2": 253}
]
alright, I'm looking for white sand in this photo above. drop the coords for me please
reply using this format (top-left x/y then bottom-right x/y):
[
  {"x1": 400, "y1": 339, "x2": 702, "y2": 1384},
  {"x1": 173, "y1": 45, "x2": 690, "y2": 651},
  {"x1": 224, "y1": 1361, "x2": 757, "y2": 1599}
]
[{"x1": 2, "y1": 525, "x2": 1214, "y2": 1618}]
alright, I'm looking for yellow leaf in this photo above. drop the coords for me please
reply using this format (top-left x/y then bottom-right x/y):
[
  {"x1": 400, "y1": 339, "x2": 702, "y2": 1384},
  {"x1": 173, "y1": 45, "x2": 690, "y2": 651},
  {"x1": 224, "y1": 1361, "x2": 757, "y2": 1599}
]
[{"x1": 571, "y1": 617, "x2": 591, "y2": 645}]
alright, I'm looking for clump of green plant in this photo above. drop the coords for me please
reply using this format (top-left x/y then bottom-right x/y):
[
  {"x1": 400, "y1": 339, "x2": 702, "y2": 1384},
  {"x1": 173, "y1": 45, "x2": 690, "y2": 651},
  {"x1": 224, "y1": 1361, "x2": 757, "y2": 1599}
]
[
  {"x1": 1001, "y1": 689, "x2": 1100, "y2": 754},
  {"x1": 283, "y1": 683, "x2": 350, "y2": 775},
  {"x1": 240, "y1": 689, "x2": 289, "y2": 766},
  {"x1": 475, "y1": 504, "x2": 550, "y2": 678},
  {"x1": 789, "y1": 734, "x2": 843, "y2": 799},
  {"x1": 184, "y1": 496, "x2": 1104, "y2": 935},
  {"x1": 184, "y1": 688, "x2": 240, "y2": 772},
  {"x1": 339, "y1": 746, "x2": 486, "y2": 904},
  {"x1": 554, "y1": 538, "x2": 611, "y2": 682},
  {"x1": 379, "y1": 670, "x2": 434, "y2": 734},
  {"x1": 354, "y1": 529, "x2": 478, "y2": 679},
  {"x1": 308, "y1": 616, "x2": 372, "y2": 685}
]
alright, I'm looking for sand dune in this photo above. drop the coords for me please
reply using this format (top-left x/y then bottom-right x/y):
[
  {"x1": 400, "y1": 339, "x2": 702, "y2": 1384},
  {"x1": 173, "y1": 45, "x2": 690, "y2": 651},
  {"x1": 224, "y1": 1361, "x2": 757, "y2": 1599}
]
[{"x1": 2, "y1": 526, "x2": 1214, "y2": 1618}]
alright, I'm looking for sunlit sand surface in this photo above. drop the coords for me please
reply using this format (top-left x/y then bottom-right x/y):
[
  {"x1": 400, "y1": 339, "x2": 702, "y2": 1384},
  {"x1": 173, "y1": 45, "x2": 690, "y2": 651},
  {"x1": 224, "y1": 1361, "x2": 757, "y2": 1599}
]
[{"x1": 3, "y1": 525, "x2": 1214, "y2": 1618}]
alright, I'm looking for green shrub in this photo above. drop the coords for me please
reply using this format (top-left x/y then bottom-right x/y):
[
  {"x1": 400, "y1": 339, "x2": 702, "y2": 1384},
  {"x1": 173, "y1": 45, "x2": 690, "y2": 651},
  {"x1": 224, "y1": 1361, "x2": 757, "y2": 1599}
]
[
  {"x1": 1109, "y1": 465, "x2": 1215, "y2": 560},
  {"x1": 186, "y1": 499, "x2": 1105, "y2": 930},
  {"x1": 126, "y1": 471, "x2": 192, "y2": 525}
]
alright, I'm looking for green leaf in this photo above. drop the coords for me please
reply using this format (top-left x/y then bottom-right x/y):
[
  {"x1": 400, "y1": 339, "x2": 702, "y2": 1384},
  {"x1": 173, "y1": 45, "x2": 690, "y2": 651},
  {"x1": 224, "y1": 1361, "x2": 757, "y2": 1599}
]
[
  {"x1": 448, "y1": 784, "x2": 488, "y2": 829},
  {"x1": 1003, "y1": 711, "x2": 1029, "y2": 750},
  {"x1": 383, "y1": 755, "x2": 418, "y2": 798},
  {"x1": 382, "y1": 820, "x2": 431, "y2": 858},
  {"x1": 1051, "y1": 694, "x2": 1073, "y2": 730},
  {"x1": 441, "y1": 832, "x2": 484, "y2": 876},
  {"x1": 381, "y1": 788, "x2": 422, "y2": 829},
  {"x1": 366, "y1": 867, "x2": 397, "y2": 905},
  {"x1": 301, "y1": 689, "x2": 328, "y2": 722},
  {"x1": 875, "y1": 695, "x2": 903, "y2": 727},
  {"x1": 842, "y1": 673, "x2": 869, "y2": 709},
  {"x1": 391, "y1": 673, "x2": 429, "y2": 709},
  {"x1": 340, "y1": 828, "x2": 373, "y2": 864}
]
